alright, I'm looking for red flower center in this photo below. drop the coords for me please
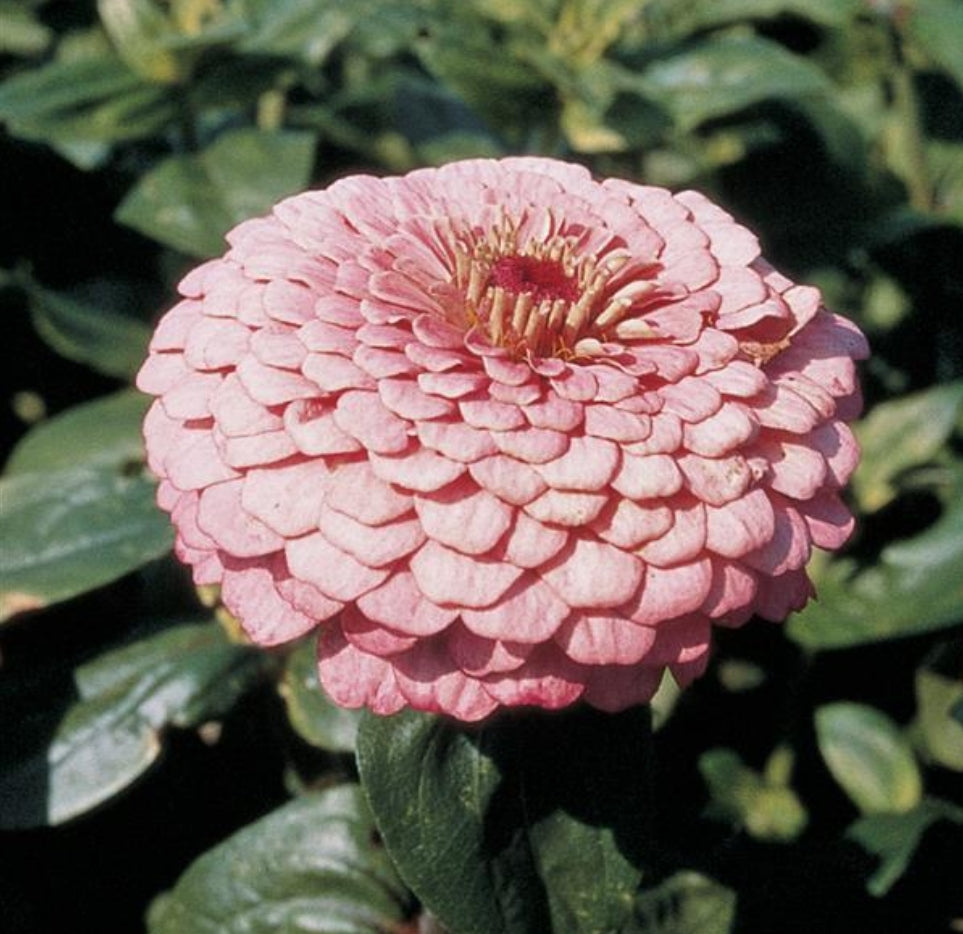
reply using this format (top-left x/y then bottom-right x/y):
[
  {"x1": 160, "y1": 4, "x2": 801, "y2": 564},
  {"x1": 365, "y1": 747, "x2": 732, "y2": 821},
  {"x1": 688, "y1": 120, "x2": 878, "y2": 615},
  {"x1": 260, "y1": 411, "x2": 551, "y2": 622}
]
[{"x1": 490, "y1": 255, "x2": 580, "y2": 304}]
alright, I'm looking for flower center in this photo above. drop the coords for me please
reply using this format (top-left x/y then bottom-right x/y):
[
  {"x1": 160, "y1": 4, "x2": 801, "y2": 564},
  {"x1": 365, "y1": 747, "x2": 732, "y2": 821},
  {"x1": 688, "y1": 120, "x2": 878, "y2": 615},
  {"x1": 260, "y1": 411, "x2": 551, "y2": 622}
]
[{"x1": 453, "y1": 219, "x2": 659, "y2": 359}]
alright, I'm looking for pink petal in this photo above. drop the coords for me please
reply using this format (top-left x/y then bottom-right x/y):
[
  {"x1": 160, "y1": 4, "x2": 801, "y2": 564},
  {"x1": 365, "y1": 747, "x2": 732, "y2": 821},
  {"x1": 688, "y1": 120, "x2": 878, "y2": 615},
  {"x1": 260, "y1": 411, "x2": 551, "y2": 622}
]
[
  {"x1": 324, "y1": 460, "x2": 413, "y2": 525},
  {"x1": 221, "y1": 566, "x2": 315, "y2": 646},
  {"x1": 184, "y1": 317, "x2": 251, "y2": 370},
  {"x1": 523, "y1": 489, "x2": 610, "y2": 526},
  {"x1": 469, "y1": 454, "x2": 548, "y2": 505},
  {"x1": 410, "y1": 540, "x2": 524, "y2": 608},
  {"x1": 754, "y1": 383, "x2": 821, "y2": 434},
  {"x1": 492, "y1": 427, "x2": 570, "y2": 464},
  {"x1": 333, "y1": 390, "x2": 411, "y2": 454},
  {"x1": 536, "y1": 436, "x2": 620, "y2": 491},
  {"x1": 250, "y1": 328, "x2": 306, "y2": 370},
  {"x1": 623, "y1": 559, "x2": 712, "y2": 625},
  {"x1": 611, "y1": 453, "x2": 683, "y2": 500},
  {"x1": 197, "y1": 480, "x2": 284, "y2": 556},
  {"x1": 683, "y1": 403, "x2": 757, "y2": 456},
  {"x1": 461, "y1": 576, "x2": 570, "y2": 642},
  {"x1": 448, "y1": 626, "x2": 531, "y2": 676},
  {"x1": 637, "y1": 498, "x2": 707, "y2": 566},
  {"x1": 276, "y1": 577, "x2": 343, "y2": 620},
  {"x1": 659, "y1": 376, "x2": 723, "y2": 423},
  {"x1": 582, "y1": 664, "x2": 663, "y2": 712},
  {"x1": 756, "y1": 437, "x2": 827, "y2": 500},
  {"x1": 414, "y1": 477, "x2": 514, "y2": 554},
  {"x1": 210, "y1": 374, "x2": 284, "y2": 437},
  {"x1": 341, "y1": 605, "x2": 417, "y2": 656},
  {"x1": 677, "y1": 453, "x2": 753, "y2": 506},
  {"x1": 583, "y1": 405, "x2": 652, "y2": 442},
  {"x1": 356, "y1": 570, "x2": 458, "y2": 636},
  {"x1": 743, "y1": 501, "x2": 811, "y2": 575},
  {"x1": 482, "y1": 645, "x2": 586, "y2": 710},
  {"x1": 218, "y1": 428, "x2": 299, "y2": 468},
  {"x1": 161, "y1": 372, "x2": 222, "y2": 420},
  {"x1": 499, "y1": 511, "x2": 569, "y2": 568},
  {"x1": 165, "y1": 431, "x2": 240, "y2": 491},
  {"x1": 645, "y1": 615, "x2": 711, "y2": 666},
  {"x1": 523, "y1": 395, "x2": 584, "y2": 432},
  {"x1": 380, "y1": 377, "x2": 456, "y2": 420},
  {"x1": 540, "y1": 538, "x2": 643, "y2": 608},
  {"x1": 284, "y1": 399, "x2": 363, "y2": 456},
  {"x1": 369, "y1": 443, "x2": 467, "y2": 492},
  {"x1": 700, "y1": 560, "x2": 758, "y2": 620},
  {"x1": 799, "y1": 491, "x2": 855, "y2": 549},
  {"x1": 704, "y1": 489, "x2": 777, "y2": 558},
  {"x1": 236, "y1": 357, "x2": 319, "y2": 405},
  {"x1": 811, "y1": 421, "x2": 860, "y2": 488},
  {"x1": 459, "y1": 398, "x2": 526, "y2": 431},
  {"x1": 624, "y1": 413, "x2": 683, "y2": 455},
  {"x1": 417, "y1": 371, "x2": 489, "y2": 399},
  {"x1": 301, "y1": 353, "x2": 375, "y2": 392},
  {"x1": 417, "y1": 419, "x2": 499, "y2": 462},
  {"x1": 591, "y1": 499, "x2": 673, "y2": 549},
  {"x1": 555, "y1": 610, "x2": 657, "y2": 665},
  {"x1": 286, "y1": 531, "x2": 389, "y2": 600},
  {"x1": 298, "y1": 319, "x2": 359, "y2": 354},
  {"x1": 319, "y1": 502, "x2": 425, "y2": 567},
  {"x1": 318, "y1": 627, "x2": 407, "y2": 715},
  {"x1": 753, "y1": 568, "x2": 814, "y2": 621}
]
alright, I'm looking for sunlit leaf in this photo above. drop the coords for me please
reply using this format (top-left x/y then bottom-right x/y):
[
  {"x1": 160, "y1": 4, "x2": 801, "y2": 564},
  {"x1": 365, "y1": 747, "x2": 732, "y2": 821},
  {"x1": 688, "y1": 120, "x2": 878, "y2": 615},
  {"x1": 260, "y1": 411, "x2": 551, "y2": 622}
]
[
  {"x1": 97, "y1": 0, "x2": 184, "y2": 83},
  {"x1": 0, "y1": 1, "x2": 52, "y2": 56},
  {"x1": 815, "y1": 703, "x2": 922, "y2": 815},
  {"x1": 115, "y1": 128, "x2": 316, "y2": 256},
  {"x1": 0, "y1": 623, "x2": 265, "y2": 828},
  {"x1": 907, "y1": 0, "x2": 963, "y2": 90},
  {"x1": 0, "y1": 466, "x2": 172, "y2": 621},
  {"x1": 851, "y1": 382, "x2": 963, "y2": 514},
  {"x1": 237, "y1": 0, "x2": 354, "y2": 65},
  {"x1": 147, "y1": 784, "x2": 414, "y2": 933},
  {"x1": 5, "y1": 390, "x2": 149, "y2": 476},
  {"x1": 647, "y1": 0, "x2": 860, "y2": 36},
  {"x1": 357, "y1": 706, "x2": 654, "y2": 934},
  {"x1": 279, "y1": 637, "x2": 360, "y2": 753},
  {"x1": 914, "y1": 660, "x2": 963, "y2": 772}
]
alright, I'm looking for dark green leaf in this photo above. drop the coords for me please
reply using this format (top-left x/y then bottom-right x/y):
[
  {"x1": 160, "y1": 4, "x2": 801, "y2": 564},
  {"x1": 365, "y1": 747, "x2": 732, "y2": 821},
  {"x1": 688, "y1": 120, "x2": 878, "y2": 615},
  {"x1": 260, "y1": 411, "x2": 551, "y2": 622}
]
[
  {"x1": 5, "y1": 390, "x2": 149, "y2": 476},
  {"x1": 699, "y1": 748, "x2": 807, "y2": 842},
  {"x1": 115, "y1": 128, "x2": 316, "y2": 256},
  {"x1": 632, "y1": 871, "x2": 737, "y2": 934},
  {"x1": 25, "y1": 280, "x2": 152, "y2": 378},
  {"x1": 147, "y1": 784, "x2": 413, "y2": 933},
  {"x1": 357, "y1": 706, "x2": 654, "y2": 934},
  {"x1": 638, "y1": 36, "x2": 831, "y2": 132},
  {"x1": 788, "y1": 495, "x2": 963, "y2": 649},
  {"x1": 280, "y1": 637, "x2": 361, "y2": 753},
  {"x1": 0, "y1": 1, "x2": 52, "y2": 56},
  {"x1": 237, "y1": 0, "x2": 354, "y2": 65},
  {"x1": 847, "y1": 798, "x2": 963, "y2": 896},
  {"x1": 0, "y1": 466, "x2": 172, "y2": 621},
  {"x1": 851, "y1": 382, "x2": 963, "y2": 513},
  {"x1": 647, "y1": 0, "x2": 860, "y2": 37},
  {"x1": 0, "y1": 51, "x2": 173, "y2": 147},
  {"x1": 815, "y1": 703, "x2": 922, "y2": 815},
  {"x1": 0, "y1": 623, "x2": 265, "y2": 828}
]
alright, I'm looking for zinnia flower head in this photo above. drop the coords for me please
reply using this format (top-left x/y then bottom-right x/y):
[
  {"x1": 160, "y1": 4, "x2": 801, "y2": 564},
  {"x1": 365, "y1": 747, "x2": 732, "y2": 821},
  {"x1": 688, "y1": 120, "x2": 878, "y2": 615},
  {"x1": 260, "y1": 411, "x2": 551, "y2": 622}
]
[{"x1": 137, "y1": 157, "x2": 868, "y2": 721}]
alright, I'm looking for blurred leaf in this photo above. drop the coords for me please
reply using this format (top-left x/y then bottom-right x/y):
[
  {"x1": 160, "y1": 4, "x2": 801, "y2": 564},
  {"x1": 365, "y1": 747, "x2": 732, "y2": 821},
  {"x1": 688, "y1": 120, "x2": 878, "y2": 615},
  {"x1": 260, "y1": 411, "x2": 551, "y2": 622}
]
[
  {"x1": 699, "y1": 748, "x2": 808, "y2": 842},
  {"x1": 648, "y1": 0, "x2": 860, "y2": 36},
  {"x1": 632, "y1": 871, "x2": 737, "y2": 934},
  {"x1": 638, "y1": 35, "x2": 831, "y2": 132},
  {"x1": 24, "y1": 280, "x2": 152, "y2": 379},
  {"x1": 852, "y1": 382, "x2": 963, "y2": 513},
  {"x1": 0, "y1": 466, "x2": 172, "y2": 622},
  {"x1": 357, "y1": 706, "x2": 654, "y2": 934},
  {"x1": 98, "y1": 0, "x2": 184, "y2": 83},
  {"x1": 5, "y1": 390, "x2": 149, "y2": 476},
  {"x1": 237, "y1": 0, "x2": 354, "y2": 65},
  {"x1": 279, "y1": 637, "x2": 360, "y2": 753},
  {"x1": 847, "y1": 797, "x2": 963, "y2": 896},
  {"x1": 115, "y1": 127, "x2": 315, "y2": 256},
  {"x1": 147, "y1": 784, "x2": 413, "y2": 933},
  {"x1": 0, "y1": 1, "x2": 52, "y2": 55},
  {"x1": 0, "y1": 623, "x2": 265, "y2": 828},
  {"x1": 789, "y1": 494, "x2": 963, "y2": 648},
  {"x1": 914, "y1": 664, "x2": 963, "y2": 772},
  {"x1": 907, "y1": 0, "x2": 963, "y2": 90},
  {"x1": 815, "y1": 703, "x2": 922, "y2": 815},
  {"x1": 0, "y1": 52, "x2": 174, "y2": 149}
]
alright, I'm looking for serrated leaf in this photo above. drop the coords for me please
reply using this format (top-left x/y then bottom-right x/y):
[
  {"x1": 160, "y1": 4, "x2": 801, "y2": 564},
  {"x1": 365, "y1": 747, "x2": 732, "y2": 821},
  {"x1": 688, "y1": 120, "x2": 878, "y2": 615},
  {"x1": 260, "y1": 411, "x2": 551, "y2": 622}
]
[
  {"x1": 357, "y1": 706, "x2": 654, "y2": 934},
  {"x1": 699, "y1": 748, "x2": 807, "y2": 842},
  {"x1": 115, "y1": 128, "x2": 316, "y2": 256},
  {"x1": 633, "y1": 871, "x2": 737, "y2": 934},
  {"x1": 788, "y1": 495, "x2": 963, "y2": 649},
  {"x1": 280, "y1": 637, "x2": 360, "y2": 753},
  {"x1": 25, "y1": 280, "x2": 152, "y2": 378},
  {"x1": 852, "y1": 382, "x2": 963, "y2": 513},
  {"x1": 5, "y1": 390, "x2": 149, "y2": 476},
  {"x1": 147, "y1": 784, "x2": 413, "y2": 933},
  {"x1": 0, "y1": 623, "x2": 265, "y2": 828},
  {"x1": 638, "y1": 35, "x2": 831, "y2": 132},
  {"x1": 847, "y1": 797, "x2": 963, "y2": 896},
  {"x1": 0, "y1": 466, "x2": 172, "y2": 621},
  {"x1": 815, "y1": 703, "x2": 922, "y2": 815}
]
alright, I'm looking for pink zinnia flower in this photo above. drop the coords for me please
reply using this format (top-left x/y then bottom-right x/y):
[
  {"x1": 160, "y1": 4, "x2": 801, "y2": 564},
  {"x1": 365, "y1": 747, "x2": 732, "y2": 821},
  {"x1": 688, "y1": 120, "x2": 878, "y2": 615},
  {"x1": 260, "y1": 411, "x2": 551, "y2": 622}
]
[{"x1": 137, "y1": 157, "x2": 868, "y2": 721}]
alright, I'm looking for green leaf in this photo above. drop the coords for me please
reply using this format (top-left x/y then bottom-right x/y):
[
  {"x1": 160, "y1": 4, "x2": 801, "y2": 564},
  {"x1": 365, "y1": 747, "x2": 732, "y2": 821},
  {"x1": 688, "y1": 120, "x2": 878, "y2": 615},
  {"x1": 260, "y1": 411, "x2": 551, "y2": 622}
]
[
  {"x1": 851, "y1": 382, "x2": 963, "y2": 513},
  {"x1": 147, "y1": 784, "x2": 413, "y2": 933},
  {"x1": 907, "y1": 0, "x2": 963, "y2": 90},
  {"x1": 914, "y1": 663, "x2": 963, "y2": 772},
  {"x1": 115, "y1": 127, "x2": 316, "y2": 256},
  {"x1": 25, "y1": 280, "x2": 152, "y2": 378},
  {"x1": 280, "y1": 637, "x2": 361, "y2": 753},
  {"x1": 699, "y1": 748, "x2": 807, "y2": 842},
  {"x1": 0, "y1": 623, "x2": 265, "y2": 828},
  {"x1": 815, "y1": 703, "x2": 922, "y2": 815},
  {"x1": 5, "y1": 390, "x2": 149, "y2": 476},
  {"x1": 357, "y1": 706, "x2": 654, "y2": 934},
  {"x1": 788, "y1": 495, "x2": 963, "y2": 649},
  {"x1": 847, "y1": 798, "x2": 963, "y2": 896},
  {"x1": 0, "y1": 51, "x2": 174, "y2": 148},
  {"x1": 237, "y1": 0, "x2": 354, "y2": 65},
  {"x1": 632, "y1": 871, "x2": 737, "y2": 934},
  {"x1": 0, "y1": 1, "x2": 52, "y2": 56},
  {"x1": 638, "y1": 35, "x2": 831, "y2": 132},
  {"x1": 647, "y1": 0, "x2": 860, "y2": 36},
  {"x1": 97, "y1": 0, "x2": 184, "y2": 83},
  {"x1": 0, "y1": 466, "x2": 172, "y2": 621}
]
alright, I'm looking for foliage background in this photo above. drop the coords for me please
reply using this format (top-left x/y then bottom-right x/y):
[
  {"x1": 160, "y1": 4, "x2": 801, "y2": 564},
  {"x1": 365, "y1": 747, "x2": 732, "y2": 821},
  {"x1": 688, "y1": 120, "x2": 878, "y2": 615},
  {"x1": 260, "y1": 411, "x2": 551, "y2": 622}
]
[{"x1": 1, "y1": 1, "x2": 962, "y2": 931}]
